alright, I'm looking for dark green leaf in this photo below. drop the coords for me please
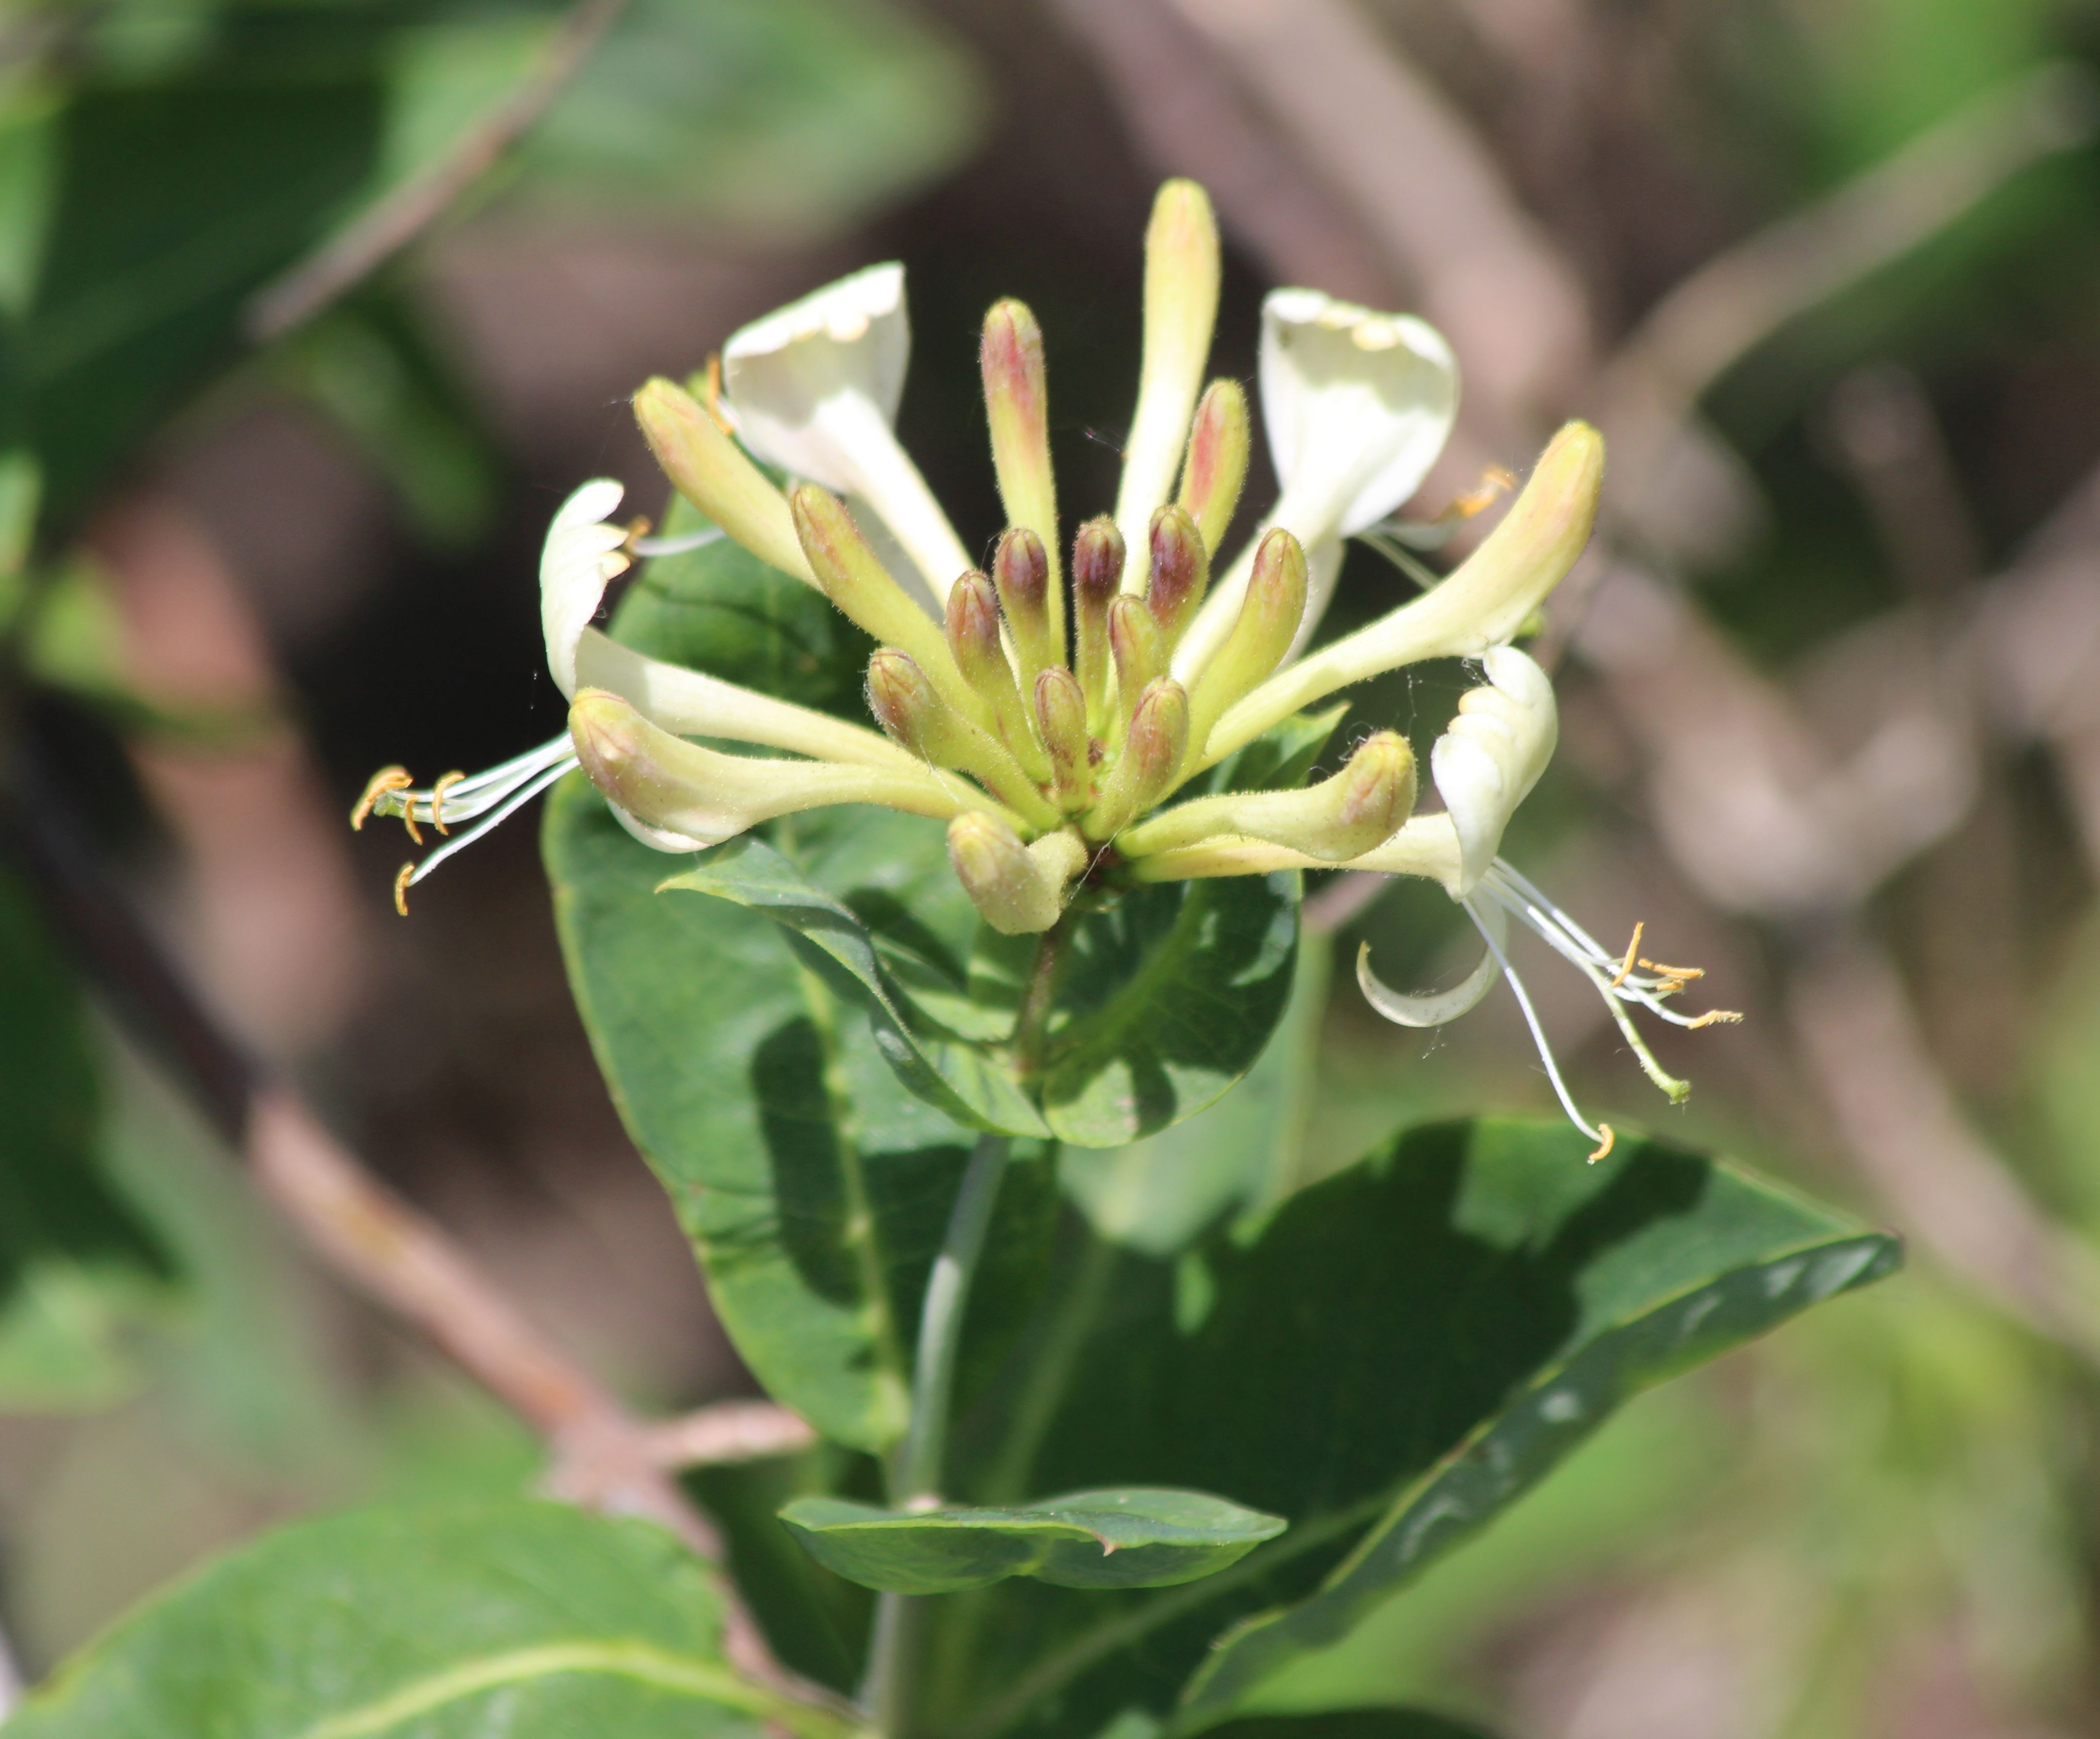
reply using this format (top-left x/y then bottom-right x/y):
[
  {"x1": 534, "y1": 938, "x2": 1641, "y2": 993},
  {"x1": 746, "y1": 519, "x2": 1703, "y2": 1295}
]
[
  {"x1": 1060, "y1": 936, "x2": 1330, "y2": 1254},
  {"x1": 1029, "y1": 872, "x2": 1300, "y2": 1149},
  {"x1": 662, "y1": 837, "x2": 1047, "y2": 1138},
  {"x1": 0, "y1": 864, "x2": 181, "y2": 1410},
  {"x1": 923, "y1": 1120, "x2": 1899, "y2": 1736},
  {"x1": 549, "y1": 503, "x2": 1057, "y2": 1449},
  {"x1": 1, "y1": 1499, "x2": 839, "y2": 1739},
  {"x1": 781, "y1": 1488, "x2": 1286, "y2": 1595},
  {"x1": 548, "y1": 780, "x2": 1057, "y2": 1453},
  {"x1": 1020, "y1": 709, "x2": 1337, "y2": 1150},
  {"x1": 546, "y1": 498, "x2": 1332, "y2": 1441},
  {"x1": 26, "y1": 65, "x2": 385, "y2": 528}
]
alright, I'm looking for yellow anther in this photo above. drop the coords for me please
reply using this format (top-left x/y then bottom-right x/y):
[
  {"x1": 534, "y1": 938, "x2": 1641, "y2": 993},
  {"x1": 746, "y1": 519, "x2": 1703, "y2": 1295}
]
[
  {"x1": 621, "y1": 515, "x2": 653, "y2": 555},
  {"x1": 702, "y1": 353, "x2": 734, "y2": 436},
  {"x1": 1637, "y1": 957, "x2": 1704, "y2": 982},
  {"x1": 1449, "y1": 465, "x2": 1516, "y2": 520},
  {"x1": 429, "y1": 770, "x2": 465, "y2": 835},
  {"x1": 393, "y1": 863, "x2": 415, "y2": 916},
  {"x1": 400, "y1": 807, "x2": 423, "y2": 846},
  {"x1": 1611, "y1": 921, "x2": 1644, "y2": 989},
  {"x1": 350, "y1": 766, "x2": 412, "y2": 831},
  {"x1": 1587, "y1": 1123, "x2": 1616, "y2": 1165},
  {"x1": 1687, "y1": 1009, "x2": 1743, "y2": 1029}
]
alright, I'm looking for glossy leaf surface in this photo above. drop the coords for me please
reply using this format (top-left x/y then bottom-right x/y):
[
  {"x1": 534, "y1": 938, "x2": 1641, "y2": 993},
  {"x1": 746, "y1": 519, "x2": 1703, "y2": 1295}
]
[
  {"x1": 2, "y1": 1501, "x2": 833, "y2": 1739},
  {"x1": 924, "y1": 1119, "x2": 1899, "y2": 1736},
  {"x1": 780, "y1": 1488, "x2": 1286, "y2": 1595},
  {"x1": 662, "y1": 838, "x2": 1047, "y2": 1138}
]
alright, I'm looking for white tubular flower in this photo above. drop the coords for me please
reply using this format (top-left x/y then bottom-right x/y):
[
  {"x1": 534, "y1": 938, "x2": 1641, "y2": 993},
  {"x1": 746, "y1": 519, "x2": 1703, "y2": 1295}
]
[
  {"x1": 1350, "y1": 650, "x2": 1738, "y2": 1157},
  {"x1": 569, "y1": 688, "x2": 981, "y2": 849},
  {"x1": 352, "y1": 480, "x2": 913, "y2": 912},
  {"x1": 353, "y1": 174, "x2": 1740, "y2": 1154},
  {"x1": 1133, "y1": 647, "x2": 1739, "y2": 1161},
  {"x1": 723, "y1": 263, "x2": 974, "y2": 608},
  {"x1": 1198, "y1": 421, "x2": 1603, "y2": 770},
  {"x1": 541, "y1": 478, "x2": 631, "y2": 700},
  {"x1": 1430, "y1": 644, "x2": 1557, "y2": 895},
  {"x1": 1175, "y1": 289, "x2": 1459, "y2": 679}
]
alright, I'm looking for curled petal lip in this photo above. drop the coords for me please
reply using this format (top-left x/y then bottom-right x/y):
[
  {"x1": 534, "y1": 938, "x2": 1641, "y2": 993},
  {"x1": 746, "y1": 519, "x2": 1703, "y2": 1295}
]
[
  {"x1": 1260, "y1": 286, "x2": 1460, "y2": 540},
  {"x1": 539, "y1": 478, "x2": 631, "y2": 699}
]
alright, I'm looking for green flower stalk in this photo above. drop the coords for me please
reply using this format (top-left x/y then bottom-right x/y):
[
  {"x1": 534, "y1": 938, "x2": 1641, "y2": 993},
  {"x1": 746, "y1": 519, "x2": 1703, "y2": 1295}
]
[{"x1": 353, "y1": 177, "x2": 1738, "y2": 1154}]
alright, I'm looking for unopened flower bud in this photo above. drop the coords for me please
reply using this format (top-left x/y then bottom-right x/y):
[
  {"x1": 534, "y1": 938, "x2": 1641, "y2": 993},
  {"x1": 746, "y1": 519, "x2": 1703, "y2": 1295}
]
[
  {"x1": 1145, "y1": 504, "x2": 1208, "y2": 648},
  {"x1": 867, "y1": 648, "x2": 1060, "y2": 828},
  {"x1": 1107, "y1": 595, "x2": 1166, "y2": 720},
  {"x1": 1186, "y1": 527, "x2": 1309, "y2": 756},
  {"x1": 1085, "y1": 678, "x2": 1188, "y2": 840},
  {"x1": 1119, "y1": 729, "x2": 1416, "y2": 862},
  {"x1": 947, "y1": 812, "x2": 1086, "y2": 935},
  {"x1": 1070, "y1": 516, "x2": 1124, "y2": 732},
  {"x1": 792, "y1": 486, "x2": 991, "y2": 732},
  {"x1": 1114, "y1": 180, "x2": 1222, "y2": 590},
  {"x1": 634, "y1": 377, "x2": 815, "y2": 587},
  {"x1": 946, "y1": 569, "x2": 1051, "y2": 781},
  {"x1": 982, "y1": 298, "x2": 1063, "y2": 646},
  {"x1": 1034, "y1": 667, "x2": 1091, "y2": 813},
  {"x1": 864, "y1": 649, "x2": 956, "y2": 759},
  {"x1": 1177, "y1": 379, "x2": 1249, "y2": 554},
  {"x1": 570, "y1": 687, "x2": 968, "y2": 844},
  {"x1": 994, "y1": 526, "x2": 1059, "y2": 690}
]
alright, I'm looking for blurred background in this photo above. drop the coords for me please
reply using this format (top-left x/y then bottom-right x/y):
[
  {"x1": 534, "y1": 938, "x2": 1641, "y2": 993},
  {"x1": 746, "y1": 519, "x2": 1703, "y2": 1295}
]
[{"x1": 3, "y1": 0, "x2": 2100, "y2": 1732}]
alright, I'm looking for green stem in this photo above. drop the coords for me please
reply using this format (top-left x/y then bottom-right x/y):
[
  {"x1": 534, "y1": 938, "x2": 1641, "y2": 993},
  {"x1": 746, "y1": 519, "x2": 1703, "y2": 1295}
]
[
  {"x1": 898, "y1": 1130, "x2": 1014, "y2": 1503},
  {"x1": 865, "y1": 1130, "x2": 1013, "y2": 1735},
  {"x1": 863, "y1": 917, "x2": 1069, "y2": 1735}
]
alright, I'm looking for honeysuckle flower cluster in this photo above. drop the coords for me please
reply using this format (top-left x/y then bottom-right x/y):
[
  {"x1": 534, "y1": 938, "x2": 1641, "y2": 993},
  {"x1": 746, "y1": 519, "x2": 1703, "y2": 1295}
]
[{"x1": 352, "y1": 179, "x2": 1738, "y2": 1156}]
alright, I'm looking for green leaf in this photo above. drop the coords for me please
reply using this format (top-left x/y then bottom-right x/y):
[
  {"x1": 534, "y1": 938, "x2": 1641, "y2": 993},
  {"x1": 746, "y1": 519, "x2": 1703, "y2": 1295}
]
[
  {"x1": 780, "y1": 1488, "x2": 1286, "y2": 1595},
  {"x1": 547, "y1": 782, "x2": 1057, "y2": 1454},
  {"x1": 0, "y1": 864, "x2": 182, "y2": 1410},
  {"x1": 548, "y1": 508, "x2": 1069, "y2": 1451},
  {"x1": 924, "y1": 1120, "x2": 1899, "y2": 1736},
  {"x1": 25, "y1": 54, "x2": 387, "y2": 529},
  {"x1": 1015, "y1": 710, "x2": 1336, "y2": 1151},
  {"x1": 1030, "y1": 874, "x2": 1299, "y2": 1149},
  {"x1": 662, "y1": 837, "x2": 1047, "y2": 1138},
  {"x1": 1061, "y1": 934, "x2": 1330, "y2": 1255},
  {"x1": 2, "y1": 1499, "x2": 841, "y2": 1739},
  {"x1": 545, "y1": 501, "x2": 1330, "y2": 1443}
]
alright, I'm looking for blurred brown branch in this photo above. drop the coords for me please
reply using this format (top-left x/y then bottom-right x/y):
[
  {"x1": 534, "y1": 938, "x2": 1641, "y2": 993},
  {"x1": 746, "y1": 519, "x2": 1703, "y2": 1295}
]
[
  {"x1": 246, "y1": 0, "x2": 632, "y2": 342},
  {"x1": 2, "y1": 779, "x2": 835, "y2": 1714},
  {"x1": 1605, "y1": 63, "x2": 2098, "y2": 427},
  {"x1": 639, "y1": 1399, "x2": 820, "y2": 1470}
]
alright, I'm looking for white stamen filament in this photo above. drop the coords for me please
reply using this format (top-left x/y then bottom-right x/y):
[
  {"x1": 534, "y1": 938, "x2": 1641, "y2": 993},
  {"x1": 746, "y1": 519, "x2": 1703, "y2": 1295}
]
[
  {"x1": 378, "y1": 734, "x2": 578, "y2": 828},
  {"x1": 1483, "y1": 862, "x2": 1715, "y2": 1027},
  {"x1": 1476, "y1": 870, "x2": 1690, "y2": 1105},
  {"x1": 1463, "y1": 893, "x2": 1610, "y2": 1154},
  {"x1": 406, "y1": 756, "x2": 576, "y2": 887}
]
